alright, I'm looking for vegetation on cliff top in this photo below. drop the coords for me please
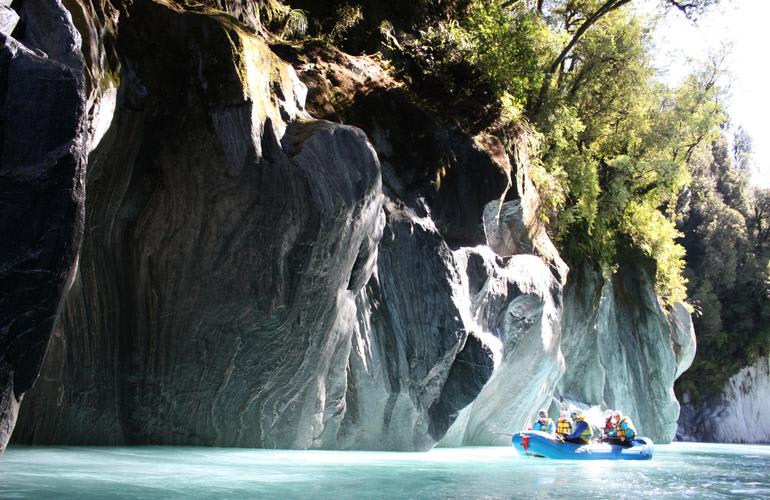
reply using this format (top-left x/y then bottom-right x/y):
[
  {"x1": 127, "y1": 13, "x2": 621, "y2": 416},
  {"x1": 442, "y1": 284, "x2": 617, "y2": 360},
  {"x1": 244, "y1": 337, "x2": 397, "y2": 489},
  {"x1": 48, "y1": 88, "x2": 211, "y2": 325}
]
[
  {"x1": 280, "y1": 0, "x2": 726, "y2": 305},
  {"x1": 275, "y1": 0, "x2": 769, "y2": 396},
  {"x1": 435, "y1": 0, "x2": 727, "y2": 305},
  {"x1": 430, "y1": 0, "x2": 770, "y2": 398},
  {"x1": 427, "y1": 0, "x2": 770, "y2": 397}
]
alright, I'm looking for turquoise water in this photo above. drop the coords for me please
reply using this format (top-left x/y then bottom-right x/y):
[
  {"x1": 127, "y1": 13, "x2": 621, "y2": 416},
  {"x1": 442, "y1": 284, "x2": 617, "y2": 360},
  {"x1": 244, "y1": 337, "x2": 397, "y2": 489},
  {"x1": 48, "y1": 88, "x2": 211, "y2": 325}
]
[{"x1": 1, "y1": 442, "x2": 769, "y2": 499}]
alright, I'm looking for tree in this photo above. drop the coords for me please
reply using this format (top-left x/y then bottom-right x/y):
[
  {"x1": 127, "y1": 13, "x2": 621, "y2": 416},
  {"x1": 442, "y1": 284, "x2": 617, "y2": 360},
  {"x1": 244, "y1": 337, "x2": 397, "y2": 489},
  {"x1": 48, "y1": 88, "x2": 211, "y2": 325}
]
[
  {"x1": 452, "y1": 0, "x2": 726, "y2": 303},
  {"x1": 528, "y1": 0, "x2": 721, "y2": 116},
  {"x1": 676, "y1": 139, "x2": 770, "y2": 400},
  {"x1": 732, "y1": 126, "x2": 752, "y2": 172}
]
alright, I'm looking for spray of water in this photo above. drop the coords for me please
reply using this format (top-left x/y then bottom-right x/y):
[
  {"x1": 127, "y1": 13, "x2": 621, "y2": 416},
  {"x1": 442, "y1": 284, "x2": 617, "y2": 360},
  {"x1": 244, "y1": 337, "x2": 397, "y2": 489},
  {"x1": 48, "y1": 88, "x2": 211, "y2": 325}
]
[
  {"x1": 561, "y1": 403, "x2": 610, "y2": 432},
  {"x1": 581, "y1": 405, "x2": 609, "y2": 431}
]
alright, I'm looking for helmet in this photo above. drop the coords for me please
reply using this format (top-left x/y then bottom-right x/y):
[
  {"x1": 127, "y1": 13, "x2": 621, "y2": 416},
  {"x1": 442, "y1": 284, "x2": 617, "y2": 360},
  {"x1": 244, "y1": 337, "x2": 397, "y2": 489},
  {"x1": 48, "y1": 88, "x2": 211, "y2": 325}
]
[
  {"x1": 538, "y1": 409, "x2": 548, "y2": 419},
  {"x1": 571, "y1": 409, "x2": 582, "y2": 419}
]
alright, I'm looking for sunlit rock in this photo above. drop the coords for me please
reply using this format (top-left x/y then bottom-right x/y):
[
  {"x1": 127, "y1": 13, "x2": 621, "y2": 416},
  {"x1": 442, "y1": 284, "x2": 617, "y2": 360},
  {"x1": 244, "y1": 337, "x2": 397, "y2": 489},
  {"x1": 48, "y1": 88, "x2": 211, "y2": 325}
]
[
  {"x1": 338, "y1": 200, "x2": 474, "y2": 450},
  {"x1": 557, "y1": 257, "x2": 696, "y2": 443},
  {"x1": 679, "y1": 356, "x2": 770, "y2": 443},
  {"x1": 439, "y1": 247, "x2": 564, "y2": 446},
  {"x1": 0, "y1": 0, "x2": 17, "y2": 36}
]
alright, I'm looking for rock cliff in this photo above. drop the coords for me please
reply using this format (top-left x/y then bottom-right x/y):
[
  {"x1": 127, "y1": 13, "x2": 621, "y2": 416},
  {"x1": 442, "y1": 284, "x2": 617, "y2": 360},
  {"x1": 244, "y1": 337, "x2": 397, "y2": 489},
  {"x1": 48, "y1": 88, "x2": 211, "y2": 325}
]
[
  {"x1": 556, "y1": 257, "x2": 696, "y2": 443},
  {"x1": 2, "y1": 0, "x2": 695, "y2": 451},
  {"x1": 0, "y1": 0, "x2": 88, "y2": 453},
  {"x1": 678, "y1": 356, "x2": 770, "y2": 443}
]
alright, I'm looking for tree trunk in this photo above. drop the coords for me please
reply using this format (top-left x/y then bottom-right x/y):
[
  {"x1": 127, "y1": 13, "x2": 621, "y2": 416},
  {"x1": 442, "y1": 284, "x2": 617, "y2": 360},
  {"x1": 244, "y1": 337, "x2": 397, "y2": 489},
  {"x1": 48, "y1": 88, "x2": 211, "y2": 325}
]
[{"x1": 530, "y1": 0, "x2": 633, "y2": 118}]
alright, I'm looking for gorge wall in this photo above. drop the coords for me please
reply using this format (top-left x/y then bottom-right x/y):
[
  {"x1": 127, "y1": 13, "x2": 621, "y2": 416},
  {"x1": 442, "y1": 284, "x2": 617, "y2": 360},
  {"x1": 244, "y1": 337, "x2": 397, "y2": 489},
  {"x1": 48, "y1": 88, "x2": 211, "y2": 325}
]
[
  {"x1": 556, "y1": 259, "x2": 696, "y2": 443},
  {"x1": 2, "y1": 0, "x2": 694, "y2": 452},
  {"x1": 678, "y1": 356, "x2": 770, "y2": 443},
  {"x1": 0, "y1": 0, "x2": 88, "y2": 453}
]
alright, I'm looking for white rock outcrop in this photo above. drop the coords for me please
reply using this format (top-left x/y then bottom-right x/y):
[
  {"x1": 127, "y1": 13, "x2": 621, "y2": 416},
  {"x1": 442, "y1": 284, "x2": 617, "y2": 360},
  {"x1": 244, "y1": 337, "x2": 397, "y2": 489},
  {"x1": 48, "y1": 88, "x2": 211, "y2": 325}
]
[{"x1": 679, "y1": 356, "x2": 770, "y2": 443}]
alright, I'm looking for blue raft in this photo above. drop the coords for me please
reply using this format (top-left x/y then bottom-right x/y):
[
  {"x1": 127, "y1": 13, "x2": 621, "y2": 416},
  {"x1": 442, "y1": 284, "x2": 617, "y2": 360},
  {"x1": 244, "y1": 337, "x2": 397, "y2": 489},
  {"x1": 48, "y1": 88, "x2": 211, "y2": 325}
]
[{"x1": 512, "y1": 430, "x2": 654, "y2": 460}]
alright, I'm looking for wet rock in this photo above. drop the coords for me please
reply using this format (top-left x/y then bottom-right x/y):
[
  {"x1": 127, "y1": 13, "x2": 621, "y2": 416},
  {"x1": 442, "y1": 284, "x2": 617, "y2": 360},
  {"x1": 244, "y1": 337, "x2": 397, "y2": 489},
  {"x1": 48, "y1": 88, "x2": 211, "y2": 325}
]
[
  {"x1": 428, "y1": 333, "x2": 495, "y2": 442},
  {"x1": 338, "y1": 201, "x2": 474, "y2": 451},
  {"x1": 439, "y1": 248, "x2": 564, "y2": 446}
]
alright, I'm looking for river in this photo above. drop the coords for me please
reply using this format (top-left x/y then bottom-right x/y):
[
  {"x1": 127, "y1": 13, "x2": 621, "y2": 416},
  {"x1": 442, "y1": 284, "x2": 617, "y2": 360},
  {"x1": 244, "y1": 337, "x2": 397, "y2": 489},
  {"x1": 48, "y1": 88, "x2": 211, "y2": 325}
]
[{"x1": 1, "y1": 442, "x2": 768, "y2": 498}]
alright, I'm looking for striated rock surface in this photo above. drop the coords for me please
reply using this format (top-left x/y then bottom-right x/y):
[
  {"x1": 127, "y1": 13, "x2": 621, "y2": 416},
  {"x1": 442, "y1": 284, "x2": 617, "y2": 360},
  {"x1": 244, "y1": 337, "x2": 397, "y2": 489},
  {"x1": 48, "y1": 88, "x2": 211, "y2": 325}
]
[
  {"x1": 556, "y1": 256, "x2": 697, "y2": 443},
  {"x1": 5, "y1": 0, "x2": 697, "y2": 452},
  {"x1": 13, "y1": 0, "x2": 386, "y2": 448},
  {"x1": 292, "y1": 45, "x2": 570, "y2": 449},
  {"x1": 678, "y1": 356, "x2": 770, "y2": 443},
  {"x1": 10, "y1": 0, "x2": 537, "y2": 450},
  {"x1": 0, "y1": 0, "x2": 87, "y2": 453},
  {"x1": 439, "y1": 247, "x2": 564, "y2": 446},
  {"x1": 339, "y1": 201, "x2": 472, "y2": 450},
  {"x1": 669, "y1": 302, "x2": 697, "y2": 380}
]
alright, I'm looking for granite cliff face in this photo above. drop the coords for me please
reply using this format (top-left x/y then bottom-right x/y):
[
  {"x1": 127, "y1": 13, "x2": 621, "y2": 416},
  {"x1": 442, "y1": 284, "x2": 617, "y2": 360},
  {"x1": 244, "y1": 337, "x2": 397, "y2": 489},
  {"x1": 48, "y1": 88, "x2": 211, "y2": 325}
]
[{"x1": 2, "y1": 0, "x2": 695, "y2": 452}]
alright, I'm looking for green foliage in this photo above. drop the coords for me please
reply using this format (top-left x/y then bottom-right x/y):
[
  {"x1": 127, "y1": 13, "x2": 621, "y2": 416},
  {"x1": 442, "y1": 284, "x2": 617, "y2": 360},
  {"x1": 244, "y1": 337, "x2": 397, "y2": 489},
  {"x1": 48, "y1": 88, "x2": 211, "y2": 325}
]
[
  {"x1": 330, "y1": 4, "x2": 363, "y2": 42},
  {"x1": 461, "y1": 3, "x2": 559, "y2": 111},
  {"x1": 675, "y1": 139, "x2": 770, "y2": 401},
  {"x1": 525, "y1": 126, "x2": 567, "y2": 225},
  {"x1": 535, "y1": 8, "x2": 720, "y2": 304},
  {"x1": 281, "y1": 9, "x2": 309, "y2": 39},
  {"x1": 451, "y1": 0, "x2": 726, "y2": 305}
]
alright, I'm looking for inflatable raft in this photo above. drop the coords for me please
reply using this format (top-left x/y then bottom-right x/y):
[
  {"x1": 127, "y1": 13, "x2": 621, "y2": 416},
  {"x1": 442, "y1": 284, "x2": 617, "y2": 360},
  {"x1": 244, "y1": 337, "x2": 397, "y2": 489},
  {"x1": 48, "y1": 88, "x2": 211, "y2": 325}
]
[{"x1": 512, "y1": 430, "x2": 654, "y2": 460}]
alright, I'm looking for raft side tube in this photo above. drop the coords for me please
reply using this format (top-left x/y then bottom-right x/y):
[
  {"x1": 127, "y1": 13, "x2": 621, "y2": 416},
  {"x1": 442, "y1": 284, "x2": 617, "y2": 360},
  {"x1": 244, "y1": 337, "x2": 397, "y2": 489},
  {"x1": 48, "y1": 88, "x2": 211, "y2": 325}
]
[{"x1": 512, "y1": 430, "x2": 653, "y2": 460}]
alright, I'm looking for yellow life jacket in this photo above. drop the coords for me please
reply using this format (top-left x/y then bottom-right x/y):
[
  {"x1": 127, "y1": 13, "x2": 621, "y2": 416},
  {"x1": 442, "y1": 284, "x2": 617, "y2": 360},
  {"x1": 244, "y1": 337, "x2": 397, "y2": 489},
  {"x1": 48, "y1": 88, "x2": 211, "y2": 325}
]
[
  {"x1": 557, "y1": 417, "x2": 573, "y2": 435},
  {"x1": 577, "y1": 416, "x2": 593, "y2": 441},
  {"x1": 615, "y1": 416, "x2": 637, "y2": 438}
]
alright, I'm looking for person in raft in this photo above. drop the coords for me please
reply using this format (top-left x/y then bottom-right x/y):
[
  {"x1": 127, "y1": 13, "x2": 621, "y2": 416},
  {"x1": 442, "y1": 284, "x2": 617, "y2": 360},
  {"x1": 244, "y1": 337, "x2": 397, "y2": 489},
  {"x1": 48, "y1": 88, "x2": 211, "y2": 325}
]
[
  {"x1": 605, "y1": 410, "x2": 637, "y2": 447},
  {"x1": 556, "y1": 410, "x2": 573, "y2": 438},
  {"x1": 531, "y1": 408, "x2": 555, "y2": 434},
  {"x1": 563, "y1": 409, "x2": 593, "y2": 445},
  {"x1": 602, "y1": 409, "x2": 616, "y2": 437}
]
